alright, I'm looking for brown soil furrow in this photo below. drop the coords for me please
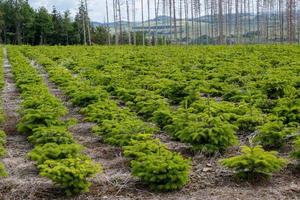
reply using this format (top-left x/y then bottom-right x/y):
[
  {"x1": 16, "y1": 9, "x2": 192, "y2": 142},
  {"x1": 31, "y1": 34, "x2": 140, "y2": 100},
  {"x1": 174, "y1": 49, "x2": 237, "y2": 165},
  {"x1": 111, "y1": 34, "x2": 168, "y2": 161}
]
[{"x1": 0, "y1": 48, "x2": 55, "y2": 199}]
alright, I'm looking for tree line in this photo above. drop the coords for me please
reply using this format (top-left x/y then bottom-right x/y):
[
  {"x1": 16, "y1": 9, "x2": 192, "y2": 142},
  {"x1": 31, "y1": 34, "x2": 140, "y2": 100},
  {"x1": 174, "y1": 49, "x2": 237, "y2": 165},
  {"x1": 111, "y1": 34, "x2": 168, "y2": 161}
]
[{"x1": 0, "y1": 0, "x2": 112, "y2": 45}]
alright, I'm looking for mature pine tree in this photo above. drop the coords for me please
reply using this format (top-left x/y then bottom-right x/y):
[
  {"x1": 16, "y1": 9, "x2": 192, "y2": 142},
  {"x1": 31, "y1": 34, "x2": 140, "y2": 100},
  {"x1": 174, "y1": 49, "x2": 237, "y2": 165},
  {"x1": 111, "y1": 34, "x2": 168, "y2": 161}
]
[{"x1": 35, "y1": 7, "x2": 53, "y2": 45}]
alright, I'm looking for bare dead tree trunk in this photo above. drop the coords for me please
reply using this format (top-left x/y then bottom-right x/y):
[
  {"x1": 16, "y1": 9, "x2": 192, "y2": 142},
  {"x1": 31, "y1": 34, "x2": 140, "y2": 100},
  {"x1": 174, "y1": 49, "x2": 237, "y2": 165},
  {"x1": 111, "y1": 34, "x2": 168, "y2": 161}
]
[
  {"x1": 251, "y1": 0, "x2": 255, "y2": 42},
  {"x1": 257, "y1": 0, "x2": 260, "y2": 43},
  {"x1": 84, "y1": 0, "x2": 92, "y2": 45},
  {"x1": 235, "y1": 0, "x2": 239, "y2": 43},
  {"x1": 141, "y1": 0, "x2": 145, "y2": 45},
  {"x1": 239, "y1": 0, "x2": 243, "y2": 43},
  {"x1": 106, "y1": 0, "x2": 111, "y2": 45},
  {"x1": 271, "y1": 0, "x2": 276, "y2": 42},
  {"x1": 155, "y1": 0, "x2": 160, "y2": 45},
  {"x1": 211, "y1": 0, "x2": 215, "y2": 43},
  {"x1": 169, "y1": 0, "x2": 173, "y2": 42},
  {"x1": 117, "y1": 0, "x2": 123, "y2": 44},
  {"x1": 113, "y1": 0, "x2": 119, "y2": 45},
  {"x1": 184, "y1": 0, "x2": 189, "y2": 44},
  {"x1": 287, "y1": 0, "x2": 296, "y2": 43},
  {"x1": 242, "y1": 0, "x2": 246, "y2": 43},
  {"x1": 247, "y1": 0, "x2": 251, "y2": 40},
  {"x1": 218, "y1": 0, "x2": 224, "y2": 44},
  {"x1": 263, "y1": 0, "x2": 267, "y2": 43},
  {"x1": 205, "y1": 0, "x2": 209, "y2": 43},
  {"x1": 163, "y1": 0, "x2": 167, "y2": 44},
  {"x1": 279, "y1": 0, "x2": 284, "y2": 43},
  {"x1": 80, "y1": 0, "x2": 87, "y2": 45},
  {"x1": 264, "y1": 0, "x2": 269, "y2": 43},
  {"x1": 224, "y1": 0, "x2": 228, "y2": 43},
  {"x1": 191, "y1": 0, "x2": 195, "y2": 43},
  {"x1": 147, "y1": 0, "x2": 152, "y2": 45},
  {"x1": 132, "y1": 0, "x2": 137, "y2": 45},
  {"x1": 173, "y1": 0, "x2": 178, "y2": 43},
  {"x1": 180, "y1": 0, "x2": 183, "y2": 42},
  {"x1": 194, "y1": 0, "x2": 198, "y2": 44},
  {"x1": 126, "y1": 0, "x2": 132, "y2": 44},
  {"x1": 249, "y1": 0, "x2": 254, "y2": 43},
  {"x1": 198, "y1": 0, "x2": 202, "y2": 41},
  {"x1": 297, "y1": 0, "x2": 300, "y2": 43},
  {"x1": 214, "y1": 0, "x2": 218, "y2": 43},
  {"x1": 194, "y1": 0, "x2": 199, "y2": 44},
  {"x1": 228, "y1": 0, "x2": 233, "y2": 39}
]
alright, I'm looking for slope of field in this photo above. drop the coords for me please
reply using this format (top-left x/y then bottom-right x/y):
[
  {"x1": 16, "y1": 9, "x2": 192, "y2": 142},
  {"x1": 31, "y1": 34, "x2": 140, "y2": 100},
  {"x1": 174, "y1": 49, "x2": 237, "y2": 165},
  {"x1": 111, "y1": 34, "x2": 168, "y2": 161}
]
[{"x1": 1, "y1": 45, "x2": 300, "y2": 199}]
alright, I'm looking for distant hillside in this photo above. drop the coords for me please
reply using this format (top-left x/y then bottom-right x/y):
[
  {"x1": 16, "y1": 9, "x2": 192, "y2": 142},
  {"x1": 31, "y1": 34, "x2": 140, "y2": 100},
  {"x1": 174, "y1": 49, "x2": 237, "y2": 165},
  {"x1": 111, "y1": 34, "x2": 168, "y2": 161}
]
[
  {"x1": 92, "y1": 13, "x2": 255, "y2": 26},
  {"x1": 92, "y1": 13, "x2": 258, "y2": 37}
]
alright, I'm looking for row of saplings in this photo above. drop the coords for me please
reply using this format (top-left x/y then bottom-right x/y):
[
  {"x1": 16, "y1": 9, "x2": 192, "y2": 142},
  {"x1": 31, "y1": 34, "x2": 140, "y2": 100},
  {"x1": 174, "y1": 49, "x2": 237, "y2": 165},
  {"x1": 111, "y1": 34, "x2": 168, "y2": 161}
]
[
  {"x1": 0, "y1": 130, "x2": 6, "y2": 177},
  {"x1": 103, "y1": 74, "x2": 300, "y2": 179},
  {"x1": 22, "y1": 46, "x2": 300, "y2": 184},
  {"x1": 8, "y1": 48, "x2": 102, "y2": 195},
  {"x1": 8, "y1": 48, "x2": 191, "y2": 194},
  {"x1": 6, "y1": 47, "x2": 299, "y2": 196},
  {"x1": 0, "y1": 64, "x2": 7, "y2": 177},
  {"x1": 0, "y1": 49, "x2": 6, "y2": 176},
  {"x1": 21, "y1": 47, "x2": 191, "y2": 191}
]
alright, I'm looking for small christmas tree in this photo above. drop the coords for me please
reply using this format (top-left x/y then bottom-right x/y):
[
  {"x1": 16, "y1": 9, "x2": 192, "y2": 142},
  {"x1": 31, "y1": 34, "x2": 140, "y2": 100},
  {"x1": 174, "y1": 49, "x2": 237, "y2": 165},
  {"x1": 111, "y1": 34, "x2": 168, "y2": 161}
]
[{"x1": 219, "y1": 145, "x2": 287, "y2": 179}]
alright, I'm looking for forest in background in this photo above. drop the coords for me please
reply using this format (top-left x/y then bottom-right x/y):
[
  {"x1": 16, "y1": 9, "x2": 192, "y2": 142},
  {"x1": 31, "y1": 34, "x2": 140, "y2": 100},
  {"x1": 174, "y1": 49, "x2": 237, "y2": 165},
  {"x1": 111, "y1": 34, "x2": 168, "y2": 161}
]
[
  {"x1": 0, "y1": 0, "x2": 114, "y2": 45},
  {"x1": 0, "y1": 0, "x2": 300, "y2": 45}
]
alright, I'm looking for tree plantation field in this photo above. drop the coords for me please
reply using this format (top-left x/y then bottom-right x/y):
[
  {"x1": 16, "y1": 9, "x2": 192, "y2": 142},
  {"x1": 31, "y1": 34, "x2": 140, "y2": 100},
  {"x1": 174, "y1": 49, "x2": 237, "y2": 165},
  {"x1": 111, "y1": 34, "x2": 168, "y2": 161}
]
[{"x1": 0, "y1": 45, "x2": 299, "y2": 199}]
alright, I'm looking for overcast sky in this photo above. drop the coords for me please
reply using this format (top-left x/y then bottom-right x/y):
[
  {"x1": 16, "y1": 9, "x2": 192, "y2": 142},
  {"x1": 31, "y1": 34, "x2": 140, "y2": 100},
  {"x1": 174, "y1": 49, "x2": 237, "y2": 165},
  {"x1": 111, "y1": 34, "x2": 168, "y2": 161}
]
[
  {"x1": 28, "y1": 0, "x2": 157, "y2": 23},
  {"x1": 28, "y1": 0, "x2": 108, "y2": 22}
]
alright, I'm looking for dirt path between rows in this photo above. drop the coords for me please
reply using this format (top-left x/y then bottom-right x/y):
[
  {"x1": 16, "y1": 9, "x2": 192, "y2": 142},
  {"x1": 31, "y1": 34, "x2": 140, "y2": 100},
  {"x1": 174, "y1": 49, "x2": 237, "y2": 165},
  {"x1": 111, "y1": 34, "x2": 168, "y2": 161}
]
[{"x1": 0, "y1": 48, "x2": 55, "y2": 199}]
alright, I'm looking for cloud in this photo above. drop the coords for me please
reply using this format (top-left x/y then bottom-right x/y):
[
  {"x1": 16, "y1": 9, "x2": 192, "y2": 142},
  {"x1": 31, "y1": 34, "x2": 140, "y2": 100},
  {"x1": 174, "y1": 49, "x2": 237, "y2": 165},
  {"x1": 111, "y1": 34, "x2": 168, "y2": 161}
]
[
  {"x1": 28, "y1": 0, "x2": 155, "y2": 22},
  {"x1": 28, "y1": 0, "x2": 75, "y2": 20},
  {"x1": 28, "y1": 0, "x2": 108, "y2": 22},
  {"x1": 29, "y1": 0, "x2": 131, "y2": 22}
]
